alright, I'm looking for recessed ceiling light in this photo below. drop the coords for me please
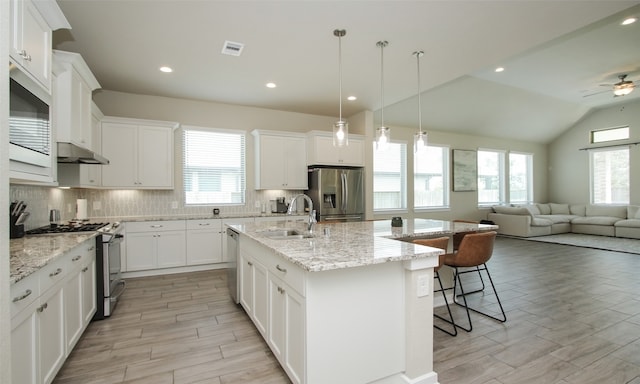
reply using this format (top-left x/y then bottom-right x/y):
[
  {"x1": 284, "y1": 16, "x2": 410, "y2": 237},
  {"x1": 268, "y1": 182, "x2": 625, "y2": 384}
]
[
  {"x1": 159, "y1": 66, "x2": 173, "y2": 73},
  {"x1": 495, "y1": 67, "x2": 505, "y2": 73},
  {"x1": 347, "y1": 96, "x2": 357, "y2": 101},
  {"x1": 622, "y1": 17, "x2": 637, "y2": 25},
  {"x1": 266, "y1": 82, "x2": 277, "y2": 88}
]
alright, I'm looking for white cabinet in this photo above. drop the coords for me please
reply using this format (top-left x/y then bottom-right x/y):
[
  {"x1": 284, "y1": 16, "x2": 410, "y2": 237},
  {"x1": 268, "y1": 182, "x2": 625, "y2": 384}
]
[
  {"x1": 101, "y1": 117, "x2": 178, "y2": 189},
  {"x1": 306, "y1": 131, "x2": 364, "y2": 166},
  {"x1": 52, "y1": 50, "x2": 101, "y2": 150},
  {"x1": 253, "y1": 130, "x2": 308, "y2": 190},
  {"x1": 124, "y1": 220, "x2": 186, "y2": 271},
  {"x1": 11, "y1": 239, "x2": 96, "y2": 384},
  {"x1": 9, "y1": 0, "x2": 69, "y2": 90},
  {"x1": 64, "y1": 241, "x2": 96, "y2": 353},
  {"x1": 239, "y1": 241, "x2": 269, "y2": 337},
  {"x1": 186, "y1": 219, "x2": 224, "y2": 265},
  {"x1": 239, "y1": 236, "x2": 305, "y2": 384}
]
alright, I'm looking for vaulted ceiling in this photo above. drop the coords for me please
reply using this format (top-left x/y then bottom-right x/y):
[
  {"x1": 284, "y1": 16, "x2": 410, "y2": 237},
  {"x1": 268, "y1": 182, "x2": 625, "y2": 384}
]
[{"x1": 54, "y1": 1, "x2": 640, "y2": 144}]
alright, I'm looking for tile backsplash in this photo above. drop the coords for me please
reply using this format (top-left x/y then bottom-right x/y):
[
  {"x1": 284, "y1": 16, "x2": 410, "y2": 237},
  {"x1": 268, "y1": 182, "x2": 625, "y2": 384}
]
[{"x1": 10, "y1": 185, "x2": 305, "y2": 229}]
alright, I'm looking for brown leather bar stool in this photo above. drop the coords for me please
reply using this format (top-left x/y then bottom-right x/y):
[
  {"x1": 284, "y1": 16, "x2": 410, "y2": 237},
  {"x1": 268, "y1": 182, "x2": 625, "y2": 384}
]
[
  {"x1": 413, "y1": 237, "x2": 457, "y2": 336},
  {"x1": 443, "y1": 231, "x2": 506, "y2": 332}
]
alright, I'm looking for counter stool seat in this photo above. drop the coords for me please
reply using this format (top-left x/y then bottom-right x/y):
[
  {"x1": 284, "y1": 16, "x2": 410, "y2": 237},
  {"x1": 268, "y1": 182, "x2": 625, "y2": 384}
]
[{"x1": 443, "y1": 231, "x2": 506, "y2": 332}]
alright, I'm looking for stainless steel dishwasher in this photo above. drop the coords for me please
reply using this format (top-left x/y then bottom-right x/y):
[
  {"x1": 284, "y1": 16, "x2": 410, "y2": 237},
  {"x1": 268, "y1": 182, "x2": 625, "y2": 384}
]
[{"x1": 226, "y1": 227, "x2": 240, "y2": 304}]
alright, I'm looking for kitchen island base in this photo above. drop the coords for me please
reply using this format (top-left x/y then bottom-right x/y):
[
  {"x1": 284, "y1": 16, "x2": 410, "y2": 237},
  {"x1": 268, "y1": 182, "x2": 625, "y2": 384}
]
[{"x1": 238, "y1": 234, "x2": 440, "y2": 384}]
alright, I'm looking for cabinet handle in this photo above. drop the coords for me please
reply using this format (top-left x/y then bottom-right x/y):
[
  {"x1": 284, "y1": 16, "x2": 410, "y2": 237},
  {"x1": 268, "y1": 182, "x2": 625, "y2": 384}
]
[
  {"x1": 72, "y1": 255, "x2": 82, "y2": 262},
  {"x1": 150, "y1": 225, "x2": 164, "y2": 228},
  {"x1": 82, "y1": 267, "x2": 89, "y2": 272},
  {"x1": 19, "y1": 50, "x2": 31, "y2": 61},
  {"x1": 37, "y1": 303, "x2": 48, "y2": 313},
  {"x1": 247, "y1": 261, "x2": 253, "y2": 266},
  {"x1": 12, "y1": 289, "x2": 32, "y2": 303},
  {"x1": 49, "y1": 268, "x2": 63, "y2": 277},
  {"x1": 276, "y1": 264, "x2": 287, "y2": 273},
  {"x1": 88, "y1": 246, "x2": 95, "y2": 251},
  {"x1": 199, "y1": 223, "x2": 210, "y2": 226},
  {"x1": 277, "y1": 286, "x2": 285, "y2": 294}
]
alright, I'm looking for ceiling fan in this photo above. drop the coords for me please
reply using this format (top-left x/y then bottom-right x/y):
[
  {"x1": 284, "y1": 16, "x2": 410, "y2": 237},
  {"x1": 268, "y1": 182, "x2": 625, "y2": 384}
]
[{"x1": 583, "y1": 74, "x2": 638, "y2": 98}]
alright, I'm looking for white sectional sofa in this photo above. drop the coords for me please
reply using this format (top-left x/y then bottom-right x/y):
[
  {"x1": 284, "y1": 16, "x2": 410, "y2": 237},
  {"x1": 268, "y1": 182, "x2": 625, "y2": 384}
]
[{"x1": 487, "y1": 203, "x2": 640, "y2": 239}]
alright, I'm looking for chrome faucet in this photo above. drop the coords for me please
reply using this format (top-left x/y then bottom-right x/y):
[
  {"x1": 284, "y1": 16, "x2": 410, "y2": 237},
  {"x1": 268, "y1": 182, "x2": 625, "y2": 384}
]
[{"x1": 287, "y1": 194, "x2": 316, "y2": 233}]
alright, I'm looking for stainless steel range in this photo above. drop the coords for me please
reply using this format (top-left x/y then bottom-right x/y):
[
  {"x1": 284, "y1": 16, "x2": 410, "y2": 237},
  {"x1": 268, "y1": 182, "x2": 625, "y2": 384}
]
[
  {"x1": 95, "y1": 222, "x2": 125, "y2": 320},
  {"x1": 26, "y1": 221, "x2": 125, "y2": 320}
]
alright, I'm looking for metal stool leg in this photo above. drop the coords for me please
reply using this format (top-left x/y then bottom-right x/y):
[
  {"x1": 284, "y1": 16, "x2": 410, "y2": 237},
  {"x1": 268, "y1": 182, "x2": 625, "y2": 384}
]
[
  {"x1": 433, "y1": 271, "x2": 457, "y2": 336},
  {"x1": 453, "y1": 264, "x2": 507, "y2": 328}
]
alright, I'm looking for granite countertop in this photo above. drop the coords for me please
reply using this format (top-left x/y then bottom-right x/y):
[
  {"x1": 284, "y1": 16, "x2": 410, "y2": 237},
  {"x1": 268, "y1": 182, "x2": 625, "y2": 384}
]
[
  {"x1": 10, "y1": 233, "x2": 98, "y2": 285},
  {"x1": 227, "y1": 218, "x2": 494, "y2": 272},
  {"x1": 92, "y1": 212, "x2": 307, "y2": 223}
]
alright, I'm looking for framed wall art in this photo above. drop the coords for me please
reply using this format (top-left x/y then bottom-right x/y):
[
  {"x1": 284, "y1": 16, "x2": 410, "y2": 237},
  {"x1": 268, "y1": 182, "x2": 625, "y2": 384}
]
[{"x1": 452, "y1": 149, "x2": 477, "y2": 192}]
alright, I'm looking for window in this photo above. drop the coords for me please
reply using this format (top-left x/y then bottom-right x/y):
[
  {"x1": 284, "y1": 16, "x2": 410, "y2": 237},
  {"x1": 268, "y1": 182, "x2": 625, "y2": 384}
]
[
  {"x1": 509, "y1": 152, "x2": 533, "y2": 204},
  {"x1": 414, "y1": 145, "x2": 449, "y2": 209},
  {"x1": 183, "y1": 127, "x2": 245, "y2": 205},
  {"x1": 477, "y1": 149, "x2": 505, "y2": 206},
  {"x1": 590, "y1": 147, "x2": 629, "y2": 204},
  {"x1": 591, "y1": 126, "x2": 629, "y2": 143},
  {"x1": 373, "y1": 142, "x2": 407, "y2": 210}
]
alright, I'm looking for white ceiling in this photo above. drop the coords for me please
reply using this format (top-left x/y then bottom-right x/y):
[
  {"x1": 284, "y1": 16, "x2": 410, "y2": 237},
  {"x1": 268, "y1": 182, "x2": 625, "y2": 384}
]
[{"x1": 53, "y1": 1, "x2": 640, "y2": 144}]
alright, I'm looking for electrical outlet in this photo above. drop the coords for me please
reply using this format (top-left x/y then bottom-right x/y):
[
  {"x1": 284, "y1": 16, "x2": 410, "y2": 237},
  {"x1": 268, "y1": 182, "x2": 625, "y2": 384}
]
[
  {"x1": 255, "y1": 201, "x2": 261, "y2": 208},
  {"x1": 67, "y1": 203, "x2": 72, "y2": 213},
  {"x1": 417, "y1": 274, "x2": 430, "y2": 297},
  {"x1": 93, "y1": 201, "x2": 102, "y2": 210},
  {"x1": 171, "y1": 201, "x2": 178, "y2": 209}
]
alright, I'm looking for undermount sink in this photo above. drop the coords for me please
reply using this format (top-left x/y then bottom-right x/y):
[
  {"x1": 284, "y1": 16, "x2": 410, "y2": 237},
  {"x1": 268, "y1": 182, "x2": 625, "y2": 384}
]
[{"x1": 263, "y1": 229, "x2": 314, "y2": 240}]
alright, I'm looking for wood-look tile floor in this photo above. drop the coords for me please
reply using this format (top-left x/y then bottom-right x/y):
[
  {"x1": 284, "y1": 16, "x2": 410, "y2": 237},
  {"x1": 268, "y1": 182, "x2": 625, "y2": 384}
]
[{"x1": 54, "y1": 237, "x2": 640, "y2": 384}]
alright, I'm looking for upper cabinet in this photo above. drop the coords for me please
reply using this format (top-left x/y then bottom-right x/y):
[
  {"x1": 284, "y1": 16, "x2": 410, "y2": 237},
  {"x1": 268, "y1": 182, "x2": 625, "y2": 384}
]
[
  {"x1": 57, "y1": 102, "x2": 104, "y2": 188},
  {"x1": 101, "y1": 117, "x2": 179, "y2": 189},
  {"x1": 9, "y1": 0, "x2": 70, "y2": 91},
  {"x1": 52, "y1": 50, "x2": 101, "y2": 151},
  {"x1": 306, "y1": 131, "x2": 364, "y2": 167},
  {"x1": 253, "y1": 130, "x2": 308, "y2": 190}
]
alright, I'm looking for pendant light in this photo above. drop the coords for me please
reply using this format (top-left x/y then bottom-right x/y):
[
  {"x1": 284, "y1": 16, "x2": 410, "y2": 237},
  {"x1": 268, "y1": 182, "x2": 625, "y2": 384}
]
[
  {"x1": 333, "y1": 29, "x2": 348, "y2": 147},
  {"x1": 375, "y1": 40, "x2": 390, "y2": 151},
  {"x1": 413, "y1": 50, "x2": 427, "y2": 153}
]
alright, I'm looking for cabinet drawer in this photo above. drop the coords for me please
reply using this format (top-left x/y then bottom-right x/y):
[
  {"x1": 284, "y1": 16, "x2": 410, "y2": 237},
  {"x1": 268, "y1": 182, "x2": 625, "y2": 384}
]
[
  {"x1": 265, "y1": 252, "x2": 305, "y2": 296},
  {"x1": 39, "y1": 254, "x2": 70, "y2": 293},
  {"x1": 67, "y1": 241, "x2": 97, "y2": 273},
  {"x1": 186, "y1": 219, "x2": 222, "y2": 230},
  {"x1": 126, "y1": 220, "x2": 186, "y2": 233},
  {"x1": 10, "y1": 273, "x2": 40, "y2": 317}
]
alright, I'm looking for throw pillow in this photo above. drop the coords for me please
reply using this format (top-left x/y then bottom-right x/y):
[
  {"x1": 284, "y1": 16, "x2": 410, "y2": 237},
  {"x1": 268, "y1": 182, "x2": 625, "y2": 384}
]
[
  {"x1": 549, "y1": 203, "x2": 570, "y2": 215},
  {"x1": 537, "y1": 203, "x2": 551, "y2": 215}
]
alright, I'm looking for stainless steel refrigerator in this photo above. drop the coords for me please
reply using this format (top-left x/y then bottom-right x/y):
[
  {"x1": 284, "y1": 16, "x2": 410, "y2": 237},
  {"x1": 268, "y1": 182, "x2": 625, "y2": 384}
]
[{"x1": 306, "y1": 167, "x2": 364, "y2": 222}]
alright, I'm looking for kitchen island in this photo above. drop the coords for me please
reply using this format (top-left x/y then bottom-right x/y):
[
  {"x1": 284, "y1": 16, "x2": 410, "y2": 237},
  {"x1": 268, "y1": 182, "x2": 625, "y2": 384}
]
[{"x1": 230, "y1": 218, "x2": 497, "y2": 384}]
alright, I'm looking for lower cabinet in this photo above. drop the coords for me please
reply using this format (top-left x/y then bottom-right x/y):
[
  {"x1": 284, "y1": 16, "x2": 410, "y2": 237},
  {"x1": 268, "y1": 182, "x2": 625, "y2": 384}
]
[
  {"x1": 125, "y1": 220, "x2": 186, "y2": 271},
  {"x1": 10, "y1": 238, "x2": 97, "y2": 384},
  {"x1": 239, "y1": 236, "x2": 305, "y2": 384},
  {"x1": 186, "y1": 219, "x2": 223, "y2": 265}
]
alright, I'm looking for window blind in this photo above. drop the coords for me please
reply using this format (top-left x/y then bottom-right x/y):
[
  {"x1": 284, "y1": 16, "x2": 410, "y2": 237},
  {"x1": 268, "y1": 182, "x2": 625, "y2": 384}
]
[{"x1": 183, "y1": 128, "x2": 246, "y2": 205}]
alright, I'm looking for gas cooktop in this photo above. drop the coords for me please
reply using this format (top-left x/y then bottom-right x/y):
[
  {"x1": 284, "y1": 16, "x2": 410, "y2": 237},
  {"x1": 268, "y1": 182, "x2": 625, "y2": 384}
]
[{"x1": 26, "y1": 222, "x2": 109, "y2": 235}]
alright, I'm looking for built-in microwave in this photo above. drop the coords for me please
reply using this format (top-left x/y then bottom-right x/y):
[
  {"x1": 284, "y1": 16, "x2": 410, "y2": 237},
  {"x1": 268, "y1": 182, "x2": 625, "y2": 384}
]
[{"x1": 9, "y1": 64, "x2": 53, "y2": 169}]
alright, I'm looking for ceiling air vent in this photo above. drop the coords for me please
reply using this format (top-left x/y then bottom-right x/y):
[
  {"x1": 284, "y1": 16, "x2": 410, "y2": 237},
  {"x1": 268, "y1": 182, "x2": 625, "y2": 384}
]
[{"x1": 221, "y1": 41, "x2": 244, "y2": 56}]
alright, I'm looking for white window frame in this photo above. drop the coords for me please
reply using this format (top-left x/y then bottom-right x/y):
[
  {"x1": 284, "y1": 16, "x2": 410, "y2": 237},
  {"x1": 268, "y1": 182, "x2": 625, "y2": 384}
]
[
  {"x1": 373, "y1": 141, "x2": 407, "y2": 212},
  {"x1": 182, "y1": 126, "x2": 246, "y2": 206},
  {"x1": 589, "y1": 146, "x2": 630, "y2": 205},
  {"x1": 477, "y1": 149, "x2": 506, "y2": 207},
  {"x1": 414, "y1": 144, "x2": 450, "y2": 210},
  {"x1": 508, "y1": 151, "x2": 533, "y2": 204}
]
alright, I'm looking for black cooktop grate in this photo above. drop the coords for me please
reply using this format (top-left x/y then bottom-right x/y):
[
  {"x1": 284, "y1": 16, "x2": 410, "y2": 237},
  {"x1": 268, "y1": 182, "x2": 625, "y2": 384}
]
[{"x1": 26, "y1": 223, "x2": 109, "y2": 235}]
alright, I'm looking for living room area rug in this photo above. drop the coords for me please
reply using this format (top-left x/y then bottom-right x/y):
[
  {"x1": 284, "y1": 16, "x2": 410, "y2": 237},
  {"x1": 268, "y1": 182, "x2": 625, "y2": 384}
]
[{"x1": 502, "y1": 233, "x2": 640, "y2": 255}]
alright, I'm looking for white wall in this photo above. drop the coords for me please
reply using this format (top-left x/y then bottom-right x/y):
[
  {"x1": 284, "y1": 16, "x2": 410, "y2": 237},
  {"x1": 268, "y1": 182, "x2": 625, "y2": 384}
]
[{"x1": 549, "y1": 99, "x2": 640, "y2": 205}]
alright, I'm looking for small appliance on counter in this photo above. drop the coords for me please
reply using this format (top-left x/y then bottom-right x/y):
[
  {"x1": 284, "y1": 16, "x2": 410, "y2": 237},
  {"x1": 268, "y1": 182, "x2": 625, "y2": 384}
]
[
  {"x1": 275, "y1": 197, "x2": 289, "y2": 213},
  {"x1": 9, "y1": 200, "x2": 29, "y2": 239}
]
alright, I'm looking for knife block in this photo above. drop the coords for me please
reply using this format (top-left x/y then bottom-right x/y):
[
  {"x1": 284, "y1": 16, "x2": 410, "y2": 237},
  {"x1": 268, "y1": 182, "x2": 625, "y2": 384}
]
[{"x1": 10, "y1": 215, "x2": 25, "y2": 239}]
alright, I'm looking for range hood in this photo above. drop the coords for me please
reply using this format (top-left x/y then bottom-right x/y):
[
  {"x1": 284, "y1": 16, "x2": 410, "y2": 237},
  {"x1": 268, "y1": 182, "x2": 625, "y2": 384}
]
[{"x1": 57, "y1": 142, "x2": 110, "y2": 164}]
